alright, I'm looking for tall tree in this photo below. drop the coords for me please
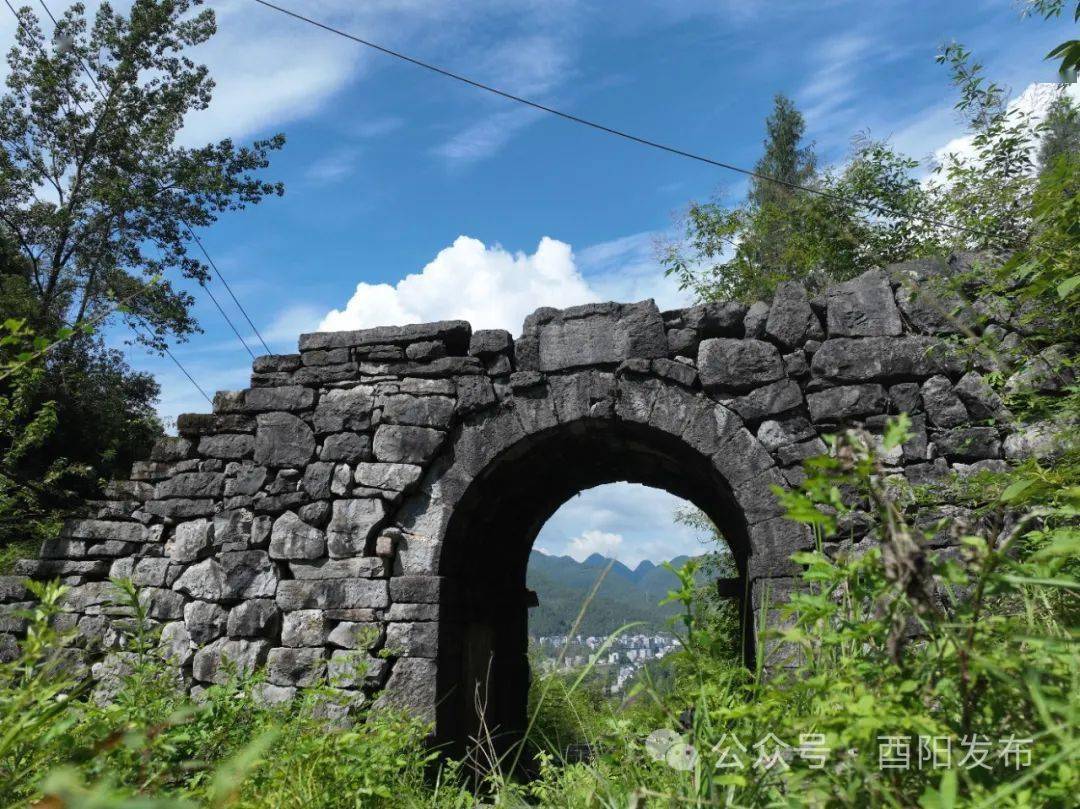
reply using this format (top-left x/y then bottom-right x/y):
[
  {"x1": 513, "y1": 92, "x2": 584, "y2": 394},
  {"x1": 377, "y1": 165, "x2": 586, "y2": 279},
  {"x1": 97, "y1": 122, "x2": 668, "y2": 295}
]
[
  {"x1": 747, "y1": 93, "x2": 817, "y2": 211},
  {"x1": 0, "y1": 1, "x2": 284, "y2": 349},
  {"x1": 662, "y1": 95, "x2": 915, "y2": 303},
  {"x1": 0, "y1": 1, "x2": 284, "y2": 531}
]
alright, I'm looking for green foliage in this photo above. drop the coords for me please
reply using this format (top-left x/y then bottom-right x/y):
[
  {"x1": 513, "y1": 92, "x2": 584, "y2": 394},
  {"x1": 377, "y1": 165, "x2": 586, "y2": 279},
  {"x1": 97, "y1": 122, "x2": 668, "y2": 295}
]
[
  {"x1": 0, "y1": 0, "x2": 284, "y2": 348},
  {"x1": 662, "y1": 115, "x2": 942, "y2": 304},
  {"x1": 1025, "y1": 1, "x2": 1080, "y2": 79},
  {"x1": 0, "y1": 578, "x2": 468, "y2": 808},
  {"x1": 663, "y1": 30, "x2": 1077, "y2": 307},
  {"x1": 1038, "y1": 95, "x2": 1080, "y2": 171},
  {"x1": 0, "y1": 318, "x2": 91, "y2": 548}
]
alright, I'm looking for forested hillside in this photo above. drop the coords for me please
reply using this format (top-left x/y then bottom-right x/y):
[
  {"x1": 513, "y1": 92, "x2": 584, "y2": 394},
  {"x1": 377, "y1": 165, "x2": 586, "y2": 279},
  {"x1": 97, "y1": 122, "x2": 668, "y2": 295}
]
[{"x1": 526, "y1": 551, "x2": 702, "y2": 636}]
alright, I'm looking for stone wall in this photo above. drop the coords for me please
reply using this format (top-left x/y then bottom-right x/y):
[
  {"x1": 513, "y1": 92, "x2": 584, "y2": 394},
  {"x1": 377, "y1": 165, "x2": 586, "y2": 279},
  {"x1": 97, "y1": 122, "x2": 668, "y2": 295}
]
[{"x1": 0, "y1": 255, "x2": 1051, "y2": 739}]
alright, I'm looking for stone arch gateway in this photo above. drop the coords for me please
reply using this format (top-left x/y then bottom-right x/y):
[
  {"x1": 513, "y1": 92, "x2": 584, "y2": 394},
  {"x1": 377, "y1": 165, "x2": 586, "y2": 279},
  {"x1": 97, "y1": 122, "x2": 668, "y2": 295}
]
[{"x1": 0, "y1": 260, "x2": 1023, "y2": 750}]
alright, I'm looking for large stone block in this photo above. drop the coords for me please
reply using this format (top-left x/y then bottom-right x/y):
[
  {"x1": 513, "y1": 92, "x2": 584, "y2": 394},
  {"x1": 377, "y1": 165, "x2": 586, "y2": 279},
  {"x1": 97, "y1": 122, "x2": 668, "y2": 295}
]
[
  {"x1": 328, "y1": 621, "x2": 383, "y2": 650},
  {"x1": 698, "y1": 339, "x2": 784, "y2": 394},
  {"x1": 756, "y1": 416, "x2": 816, "y2": 451},
  {"x1": 525, "y1": 300, "x2": 668, "y2": 372},
  {"x1": 275, "y1": 579, "x2": 389, "y2": 611},
  {"x1": 244, "y1": 386, "x2": 315, "y2": 412},
  {"x1": 455, "y1": 376, "x2": 496, "y2": 415},
  {"x1": 954, "y1": 371, "x2": 1011, "y2": 422},
  {"x1": 806, "y1": 384, "x2": 888, "y2": 423},
  {"x1": 150, "y1": 437, "x2": 192, "y2": 462},
  {"x1": 743, "y1": 301, "x2": 769, "y2": 339},
  {"x1": 934, "y1": 427, "x2": 1001, "y2": 462},
  {"x1": 184, "y1": 600, "x2": 227, "y2": 645},
  {"x1": 192, "y1": 638, "x2": 270, "y2": 684},
  {"x1": 227, "y1": 599, "x2": 281, "y2": 637},
  {"x1": 374, "y1": 657, "x2": 438, "y2": 720},
  {"x1": 173, "y1": 559, "x2": 227, "y2": 601},
  {"x1": 1003, "y1": 420, "x2": 1072, "y2": 461},
  {"x1": 299, "y1": 320, "x2": 471, "y2": 354},
  {"x1": 220, "y1": 551, "x2": 277, "y2": 600},
  {"x1": 319, "y1": 432, "x2": 371, "y2": 462},
  {"x1": 810, "y1": 337, "x2": 962, "y2": 383},
  {"x1": 890, "y1": 257, "x2": 973, "y2": 335},
  {"x1": 269, "y1": 511, "x2": 326, "y2": 560},
  {"x1": 921, "y1": 376, "x2": 969, "y2": 428},
  {"x1": 329, "y1": 650, "x2": 386, "y2": 688},
  {"x1": 385, "y1": 622, "x2": 439, "y2": 658},
  {"x1": 170, "y1": 519, "x2": 213, "y2": 563},
  {"x1": 158, "y1": 621, "x2": 194, "y2": 666},
  {"x1": 326, "y1": 498, "x2": 387, "y2": 558},
  {"x1": 748, "y1": 516, "x2": 814, "y2": 579},
  {"x1": 469, "y1": 329, "x2": 512, "y2": 357},
  {"x1": 302, "y1": 462, "x2": 334, "y2": 499},
  {"x1": 290, "y1": 557, "x2": 388, "y2": 580},
  {"x1": 677, "y1": 301, "x2": 747, "y2": 337},
  {"x1": 15, "y1": 559, "x2": 110, "y2": 579},
  {"x1": 378, "y1": 394, "x2": 455, "y2": 428},
  {"x1": 354, "y1": 462, "x2": 422, "y2": 493},
  {"x1": 267, "y1": 647, "x2": 326, "y2": 687},
  {"x1": 765, "y1": 281, "x2": 822, "y2": 349},
  {"x1": 826, "y1": 268, "x2": 902, "y2": 337},
  {"x1": 728, "y1": 379, "x2": 803, "y2": 423},
  {"x1": 372, "y1": 425, "x2": 444, "y2": 464},
  {"x1": 281, "y1": 610, "x2": 329, "y2": 647},
  {"x1": 198, "y1": 434, "x2": 255, "y2": 460},
  {"x1": 141, "y1": 588, "x2": 185, "y2": 621},
  {"x1": 254, "y1": 412, "x2": 315, "y2": 468},
  {"x1": 62, "y1": 519, "x2": 148, "y2": 543},
  {"x1": 144, "y1": 498, "x2": 216, "y2": 521},
  {"x1": 389, "y1": 576, "x2": 449, "y2": 604},
  {"x1": 312, "y1": 387, "x2": 374, "y2": 435}
]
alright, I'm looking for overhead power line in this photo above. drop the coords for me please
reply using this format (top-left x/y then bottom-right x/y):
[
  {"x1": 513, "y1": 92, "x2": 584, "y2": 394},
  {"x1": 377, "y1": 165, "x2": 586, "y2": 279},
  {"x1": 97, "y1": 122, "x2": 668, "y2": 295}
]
[
  {"x1": 185, "y1": 227, "x2": 273, "y2": 355},
  {"x1": 130, "y1": 315, "x2": 213, "y2": 405},
  {"x1": 249, "y1": 0, "x2": 994, "y2": 241}
]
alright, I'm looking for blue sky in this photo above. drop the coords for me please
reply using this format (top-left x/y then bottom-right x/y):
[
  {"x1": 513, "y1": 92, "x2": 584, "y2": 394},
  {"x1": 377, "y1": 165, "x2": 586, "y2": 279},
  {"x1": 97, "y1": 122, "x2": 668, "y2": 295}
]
[{"x1": 2, "y1": 0, "x2": 1073, "y2": 563}]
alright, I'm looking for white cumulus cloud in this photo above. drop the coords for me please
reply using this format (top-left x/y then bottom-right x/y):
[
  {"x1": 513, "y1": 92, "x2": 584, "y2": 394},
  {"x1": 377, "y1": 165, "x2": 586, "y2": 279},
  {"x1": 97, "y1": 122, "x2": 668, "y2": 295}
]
[
  {"x1": 567, "y1": 530, "x2": 624, "y2": 562},
  {"x1": 317, "y1": 231, "x2": 693, "y2": 336},
  {"x1": 319, "y1": 235, "x2": 596, "y2": 334}
]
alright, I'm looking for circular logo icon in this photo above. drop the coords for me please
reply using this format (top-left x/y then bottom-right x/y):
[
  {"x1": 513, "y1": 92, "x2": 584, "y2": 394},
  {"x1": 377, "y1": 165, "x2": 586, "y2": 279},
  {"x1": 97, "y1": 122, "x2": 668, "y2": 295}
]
[
  {"x1": 666, "y1": 742, "x2": 699, "y2": 771},
  {"x1": 645, "y1": 729, "x2": 682, "y2": 762}
]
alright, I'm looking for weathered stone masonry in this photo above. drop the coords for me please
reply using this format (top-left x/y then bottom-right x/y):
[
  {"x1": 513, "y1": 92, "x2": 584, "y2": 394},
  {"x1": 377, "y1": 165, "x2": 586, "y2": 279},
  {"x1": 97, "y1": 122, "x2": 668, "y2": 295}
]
[{"x1": 0, "y1": 255, "x2": 1053, "y2": 747}]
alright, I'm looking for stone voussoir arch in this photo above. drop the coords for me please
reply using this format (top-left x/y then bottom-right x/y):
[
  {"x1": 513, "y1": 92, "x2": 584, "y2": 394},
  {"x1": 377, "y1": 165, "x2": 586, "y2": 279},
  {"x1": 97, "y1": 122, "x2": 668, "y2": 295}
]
[{"x1": 0, "y1": 256, "x2": 1022, "y2": 748}]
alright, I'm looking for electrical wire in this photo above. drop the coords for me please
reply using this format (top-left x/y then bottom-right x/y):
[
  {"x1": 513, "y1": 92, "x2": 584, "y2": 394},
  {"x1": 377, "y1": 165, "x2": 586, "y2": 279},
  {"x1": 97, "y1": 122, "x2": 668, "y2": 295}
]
[
  {"x1": 249, "y1": 0, "x2": 995, "y2": 241},
  {"x1": 130, "y1": 315, "x2": 213, "y2": 405}
]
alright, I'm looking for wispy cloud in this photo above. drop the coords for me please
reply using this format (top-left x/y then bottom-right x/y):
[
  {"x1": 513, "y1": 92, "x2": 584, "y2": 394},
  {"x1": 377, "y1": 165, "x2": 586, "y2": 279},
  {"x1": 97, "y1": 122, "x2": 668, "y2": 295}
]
[
  {"x1": 798, "y1": 32, "x2": 874, "y2": 129},
  {"x1": 432, "y1": 107, "x2": 543, "y2": 165},
  {"x1": 305, "y1": 147, "x2": 363, "y2": 184},
  {"x1": 352, "y1": 115, "x2": 405, "y2": 139},
  {"x1": 432, "y1": 32, "x2": 576, "y2": 166}
]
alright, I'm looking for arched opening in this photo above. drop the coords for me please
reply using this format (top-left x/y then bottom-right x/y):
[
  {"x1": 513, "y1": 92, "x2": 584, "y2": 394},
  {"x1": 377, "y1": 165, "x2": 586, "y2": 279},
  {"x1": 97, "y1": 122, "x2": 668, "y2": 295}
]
[
  {"x1": 527, "y1": 484, "x2": 735, "y2": 731},
  {"x1": 434, "y1": 417, "x2": 753, "y2": 758}
]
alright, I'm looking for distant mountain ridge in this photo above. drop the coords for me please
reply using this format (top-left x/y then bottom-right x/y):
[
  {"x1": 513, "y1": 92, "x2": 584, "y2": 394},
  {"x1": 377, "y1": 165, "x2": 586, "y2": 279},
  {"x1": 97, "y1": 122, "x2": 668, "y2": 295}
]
[{"x1": 526, "y1": 550, "x2": 695, "y2": 637}]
